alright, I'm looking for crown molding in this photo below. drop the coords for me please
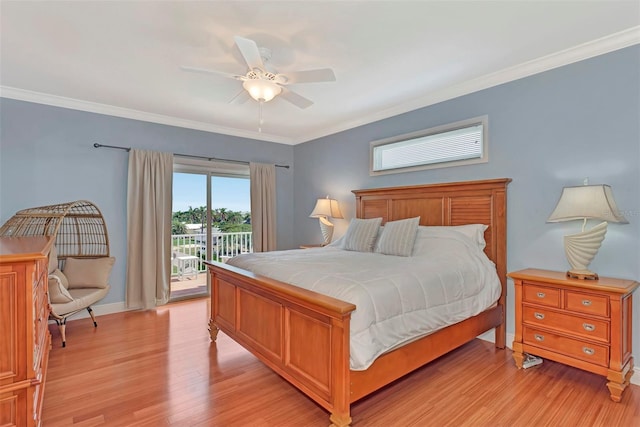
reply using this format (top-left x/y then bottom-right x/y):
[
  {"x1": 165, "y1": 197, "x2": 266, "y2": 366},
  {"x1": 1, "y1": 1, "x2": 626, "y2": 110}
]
[
  {"x1": 2, "y1": 27, "x2": 638, "y2": 146},
  {"x1": 0, "y1": 86, "x2": 296, "y2": 145},
  {"x1": 298, "y1": 26, "x2": 640, "y2": 144}
]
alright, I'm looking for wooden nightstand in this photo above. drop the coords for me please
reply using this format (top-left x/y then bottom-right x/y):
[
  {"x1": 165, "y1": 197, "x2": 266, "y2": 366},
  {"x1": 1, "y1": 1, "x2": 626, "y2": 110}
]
[
  {"x1": 299, "y1": 244, "x2": 324, "y2": 249},
  {"x1": 509, "y1": 268, "x2": 638, "y2": 402}
]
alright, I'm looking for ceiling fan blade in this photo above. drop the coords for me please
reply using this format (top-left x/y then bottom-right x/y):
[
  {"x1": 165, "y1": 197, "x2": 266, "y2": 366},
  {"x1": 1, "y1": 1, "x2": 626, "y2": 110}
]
[
  {"x1": 229, "y1": 89, "x2": 251, "y2": 105},
  {"x1": 180, "y1": 65, "x2": 242, "y2": 80},
  {"x1": 233, "y1": 36, "x2": 265, "y2": 71},
  {"x1": 279, "y1": 87, "x2": 314, "y2": 109},
  {"x1": 282, "y1": 68, "x2": 336, "y2": 84}
]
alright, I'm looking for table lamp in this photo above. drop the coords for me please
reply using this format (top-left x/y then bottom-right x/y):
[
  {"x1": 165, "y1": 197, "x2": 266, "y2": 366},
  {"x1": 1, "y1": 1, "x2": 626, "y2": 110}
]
[
  {"x1": 309, "y1": 197, "x2": 343, "y2": 246},
  {"x1": 547, "y1": 183, "x2": 628, "y2": 280}
]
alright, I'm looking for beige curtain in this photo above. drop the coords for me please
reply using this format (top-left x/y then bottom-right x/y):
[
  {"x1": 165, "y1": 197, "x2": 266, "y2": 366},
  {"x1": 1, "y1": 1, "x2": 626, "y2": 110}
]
[
  {"x1": 125, "y1": 149, "x2": 173, "y2": 310},
  {"x1": 250, "y1": 162, "x2": 276, "y2": 252}
]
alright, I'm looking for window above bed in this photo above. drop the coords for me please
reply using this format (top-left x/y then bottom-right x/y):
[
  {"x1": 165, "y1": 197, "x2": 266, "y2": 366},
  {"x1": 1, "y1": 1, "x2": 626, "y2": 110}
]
[{"x1": 370, "y1": 115, "x2": 488, "y2": 175}]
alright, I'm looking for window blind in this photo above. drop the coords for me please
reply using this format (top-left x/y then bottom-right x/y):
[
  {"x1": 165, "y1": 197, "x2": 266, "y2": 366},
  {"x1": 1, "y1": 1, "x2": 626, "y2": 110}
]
[{"x1": 372, "y1": 123, "x2": 484, "y2": 172}]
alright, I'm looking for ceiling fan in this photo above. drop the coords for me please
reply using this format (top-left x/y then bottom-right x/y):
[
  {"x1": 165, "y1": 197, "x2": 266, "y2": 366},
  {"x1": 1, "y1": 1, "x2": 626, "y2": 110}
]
[{"x1": 181, "y1": 36, "x2": 336, "y2": 109}]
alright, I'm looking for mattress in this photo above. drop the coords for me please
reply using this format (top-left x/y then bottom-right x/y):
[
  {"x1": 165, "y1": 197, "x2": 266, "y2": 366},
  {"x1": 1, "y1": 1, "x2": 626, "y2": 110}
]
[{"x1": 227, "y1": 227, "x2": 501, "y2": 370}]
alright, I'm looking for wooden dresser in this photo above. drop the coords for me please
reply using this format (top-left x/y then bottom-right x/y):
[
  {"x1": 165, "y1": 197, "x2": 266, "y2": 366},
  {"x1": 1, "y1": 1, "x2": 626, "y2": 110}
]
[
  {"x1": 509, "y1": 268, "x2": 638, "y2": 402},
  {"x1": 0, "y1": 236, "x2": 53, "y2": 426}
]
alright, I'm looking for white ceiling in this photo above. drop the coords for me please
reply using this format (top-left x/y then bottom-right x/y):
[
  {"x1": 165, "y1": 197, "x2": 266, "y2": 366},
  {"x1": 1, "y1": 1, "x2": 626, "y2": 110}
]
[{"x1": 1, "y1": 1, "x2": 639, "y2": 145}]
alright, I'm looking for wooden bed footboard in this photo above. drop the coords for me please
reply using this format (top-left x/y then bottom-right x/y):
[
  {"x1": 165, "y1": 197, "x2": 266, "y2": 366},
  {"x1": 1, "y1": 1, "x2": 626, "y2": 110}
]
[
  {"x1": 206, "y1": 178, "x2": 510, "y2": 426},
  {"x1": 206, "y1": 262, "x2": 356, "y2": 426}
]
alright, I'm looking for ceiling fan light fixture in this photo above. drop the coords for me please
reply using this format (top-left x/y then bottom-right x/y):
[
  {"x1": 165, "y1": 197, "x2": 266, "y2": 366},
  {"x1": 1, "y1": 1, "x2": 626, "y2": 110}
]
[{"x1": 242, "y1": 79, "x2": 282, "y2": 103}]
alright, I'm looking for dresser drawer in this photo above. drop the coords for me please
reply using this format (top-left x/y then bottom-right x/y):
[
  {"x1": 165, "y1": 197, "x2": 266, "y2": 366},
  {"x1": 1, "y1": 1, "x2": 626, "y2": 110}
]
[
  {"x1": 523, "y1": 326, "x2": 609, "y2": 367},
  {"x1": 523, "y1": 284, "x2": 560, "y2": 307},
  {"x1": 522, "y1": 306, "x2": 609, "y2": 343},
  {"x1": 565, "y1": 291, "x2": 609, "y2": 317}
]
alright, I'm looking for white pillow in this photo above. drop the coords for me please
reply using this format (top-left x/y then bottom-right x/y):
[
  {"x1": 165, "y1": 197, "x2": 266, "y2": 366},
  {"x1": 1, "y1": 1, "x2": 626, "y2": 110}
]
[
  {"x1": 450, "y1": 224, "x2": 488, "y2": 249},
  {"x1": 343, "y1": 217, "x2": 383, "y2": 252},
  {"x1": 48, "y1": 274, "x2": 74, "y2": 304},
  {"x1": 63, "y1": 257, "x2": 115, "y2": 289},
  {"x1": 413, "y1": 224, "x2": 488, "y2": 256},
  {"x1": 375, "y1": 217, "x2": 420, "y2": 257}
]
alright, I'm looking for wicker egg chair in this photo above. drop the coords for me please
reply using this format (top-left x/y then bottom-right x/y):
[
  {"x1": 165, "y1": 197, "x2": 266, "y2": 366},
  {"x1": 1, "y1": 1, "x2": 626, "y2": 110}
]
[{"x1": 0, "y1": 200, "x2": 113, "y2": 346}]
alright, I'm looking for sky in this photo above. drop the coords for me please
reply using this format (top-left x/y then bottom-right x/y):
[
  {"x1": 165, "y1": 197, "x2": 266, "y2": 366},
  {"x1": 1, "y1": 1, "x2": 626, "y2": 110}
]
[{"x1": 173, "y1": 173, "x2": 250, "y2": 213}]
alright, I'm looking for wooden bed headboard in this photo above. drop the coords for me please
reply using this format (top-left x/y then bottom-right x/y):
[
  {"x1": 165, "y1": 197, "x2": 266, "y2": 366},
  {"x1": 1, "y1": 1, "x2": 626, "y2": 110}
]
[{"x1": 352, "y1": 178, "x2": 511, "y2": 300}]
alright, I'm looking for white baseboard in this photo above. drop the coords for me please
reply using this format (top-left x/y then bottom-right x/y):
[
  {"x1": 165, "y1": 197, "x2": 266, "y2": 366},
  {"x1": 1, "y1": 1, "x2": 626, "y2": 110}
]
[
  {"x1": 477, "y1": 331, "x2": 640, "y2": 386},
  {"x1": 48, "y1": 301, "x2": 133, "y2": 324}
]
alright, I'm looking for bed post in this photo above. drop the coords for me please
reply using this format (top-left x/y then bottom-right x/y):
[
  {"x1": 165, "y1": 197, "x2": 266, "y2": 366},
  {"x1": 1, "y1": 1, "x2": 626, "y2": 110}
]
[
  {"x1": 493, "y1": 181, "x2": 509, "y2": 349},
  {"x1": 329, "y1": 317, "x2": 352, "y2": 427},
  {"x1": 208, "y1": 319, "x2": 219, "y2": 341}
]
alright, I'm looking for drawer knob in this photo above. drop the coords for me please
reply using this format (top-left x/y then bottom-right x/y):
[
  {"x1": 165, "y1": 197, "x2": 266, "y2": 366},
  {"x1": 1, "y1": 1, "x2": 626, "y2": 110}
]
[
  {"x1": 582, "y1": 299, "x2": 592, "y2": 306},
  {"x1": 583, "y1": 347, "x2": 595, "y2": 356},
  {"x1": 534, "y1": 334, "x2": 544, "y2": 342},
  {"x1": 534, "y1": 312, "x2": 545, "y2": 320},
  {"x1": 583, "y1": 323, "x2": 595, "y2": 332},
  {"x1": 536, "y1": 292, "x2": 546, "y2": 298}
]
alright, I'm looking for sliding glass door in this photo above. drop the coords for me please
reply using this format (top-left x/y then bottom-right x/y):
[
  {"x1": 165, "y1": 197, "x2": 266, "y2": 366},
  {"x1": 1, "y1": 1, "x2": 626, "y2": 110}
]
[{"x1": 170, "y1": 161, "x2": 251, "y2": 301}]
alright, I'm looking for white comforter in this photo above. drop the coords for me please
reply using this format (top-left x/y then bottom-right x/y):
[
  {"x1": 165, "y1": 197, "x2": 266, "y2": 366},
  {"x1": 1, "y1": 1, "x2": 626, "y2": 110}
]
[{"x1": 227, "y1": 228, "x2": 501, "y2": 370}]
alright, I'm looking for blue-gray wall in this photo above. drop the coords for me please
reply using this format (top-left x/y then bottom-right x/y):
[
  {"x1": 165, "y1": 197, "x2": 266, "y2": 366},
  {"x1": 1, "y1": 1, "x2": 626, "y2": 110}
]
[
  {"x1": 0, "y1": 100, "x2": 294, "y2": 305},
  {"x1": 1, "y1": 45, "x2": 638, "y2": 357},
  {"x1": 293, "y1": 45, "x2": 640, "y2": 354}
]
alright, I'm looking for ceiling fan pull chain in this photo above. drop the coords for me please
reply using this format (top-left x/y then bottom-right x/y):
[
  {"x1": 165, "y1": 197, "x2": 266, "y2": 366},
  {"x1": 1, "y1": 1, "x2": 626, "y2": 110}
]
[{"x1": 258, "y1": 100, "x2": 264, "y2": 133}]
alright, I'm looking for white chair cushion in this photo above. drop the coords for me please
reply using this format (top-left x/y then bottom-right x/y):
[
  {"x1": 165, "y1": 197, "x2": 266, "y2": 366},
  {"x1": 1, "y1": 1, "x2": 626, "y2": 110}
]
[
  {"x1": 50, "y1": 286, "x2": 110, "y2": 316},
  {"x1": 48, "y1": 245, "x2": 59, "y2": 274},
  {"x1": 50, "y1": 268, "x2": 69, "y2": 288},
  {"x1": 48, "y1": 274, "x2": 74, "y2": 304}
]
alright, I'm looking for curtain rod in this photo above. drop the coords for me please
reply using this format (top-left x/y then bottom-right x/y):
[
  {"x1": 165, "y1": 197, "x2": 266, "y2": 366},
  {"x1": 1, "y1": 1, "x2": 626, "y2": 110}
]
[{"x1": 93, "y1": 143, "x2": 290, "y2": 169}]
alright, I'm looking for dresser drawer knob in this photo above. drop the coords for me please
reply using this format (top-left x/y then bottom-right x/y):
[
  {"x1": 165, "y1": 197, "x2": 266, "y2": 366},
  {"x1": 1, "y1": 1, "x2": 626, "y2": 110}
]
[
  {"x1": 582, "y1": 323, "x2": 595, "y2": 332},
  {"x1": 583, "y1": 347, "x2": 595, "y2": 356},
  {"x1": 534, "y1": 334, "x2": 544, "y2": 342},
  {"x1": 582, "y1": 299, "x2": 592, "y2": 306},
  {"x1": 534, "y1": 312, "x2": 545, "y2": 320},
  {"x1": 536, "y1": 292, "x2": 546, "y2": 298}
]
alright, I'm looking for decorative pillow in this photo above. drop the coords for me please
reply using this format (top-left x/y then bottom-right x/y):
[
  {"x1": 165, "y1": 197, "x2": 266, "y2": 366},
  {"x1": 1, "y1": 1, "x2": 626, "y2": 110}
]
[
  {"x1": 63, "y1": 257, "x2": 115, "y2": 289},
  {"x1": 48, "y1": 245, "x2": 59, "y2": 274},
  {"x1": 51, "y1": 268, "x2": 69, "y2": 289},
  {"x1": 48, "y1": 274, "x2": 74, "y2": 304},
  {"x1": 343, "y1": 217, "x2": 383, "y2": 252},
  {"x1": 375, "y1": 217, "x2": 420, "y2": 257}
]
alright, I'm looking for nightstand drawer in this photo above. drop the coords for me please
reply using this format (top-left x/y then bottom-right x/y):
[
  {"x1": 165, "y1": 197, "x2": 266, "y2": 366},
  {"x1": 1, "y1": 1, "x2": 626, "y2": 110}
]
[
  {"x1": 565, "y1": 291, "x2": 609, "y2": 317},
  {"x1": 523, "y1": 284, "x2": 560, "y2": 307},
  {"x1": 523, "y1": 326, "x2": 609, "y2": 367},
  {"x1": 522, "y1": 306, "x2": 609, "y2": 343}
]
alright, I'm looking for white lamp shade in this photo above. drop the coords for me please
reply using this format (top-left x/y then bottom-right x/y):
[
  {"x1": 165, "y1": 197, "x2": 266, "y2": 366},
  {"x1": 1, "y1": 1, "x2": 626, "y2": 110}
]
[
  {"x1": 242, "y1": 79, "x2": 282, "y2": 102},
  {"x1": 547, "y1": 184, "x2": 628, "y2": 223},
  {"x1": 548, "y1": 183, "x2": 628, "y2": 279},
  {"x1": 309, "y1": 198, "x2": 344, "y2": 219}
]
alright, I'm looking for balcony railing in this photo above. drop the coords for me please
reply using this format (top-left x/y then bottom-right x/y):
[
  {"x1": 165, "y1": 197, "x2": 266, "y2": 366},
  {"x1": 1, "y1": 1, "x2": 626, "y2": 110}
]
[{"x1": 171, "y1": 232, "x2": 253, "y2": 275}]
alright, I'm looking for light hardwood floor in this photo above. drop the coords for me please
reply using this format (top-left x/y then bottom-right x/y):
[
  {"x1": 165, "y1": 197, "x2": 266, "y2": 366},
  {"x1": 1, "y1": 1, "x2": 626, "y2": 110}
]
[{"x1": 43, "y1": 298, "x2": 640, "y2": 426}]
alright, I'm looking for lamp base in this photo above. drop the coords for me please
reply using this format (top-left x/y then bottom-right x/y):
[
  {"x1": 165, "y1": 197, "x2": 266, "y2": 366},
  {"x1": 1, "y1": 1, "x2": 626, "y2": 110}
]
[
  {"x1": 566, "y1": 269, "x2": 599, "y2": 280},
  {"x1": 318, "y1": 217, "x2": 334, "y2": 246}
]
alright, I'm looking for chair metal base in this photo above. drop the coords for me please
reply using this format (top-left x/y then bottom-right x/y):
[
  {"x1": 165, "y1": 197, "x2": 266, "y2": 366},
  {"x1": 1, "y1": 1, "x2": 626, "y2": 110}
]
[{"x1": 53, "y1": 306, "x2": 98, "y2": 347}]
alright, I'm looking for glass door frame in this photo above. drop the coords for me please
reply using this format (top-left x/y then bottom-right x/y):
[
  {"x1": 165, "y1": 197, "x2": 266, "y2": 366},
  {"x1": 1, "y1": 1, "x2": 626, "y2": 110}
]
[{"x1": 171, "y1": 159, "x2": 250, "y2": 302}]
